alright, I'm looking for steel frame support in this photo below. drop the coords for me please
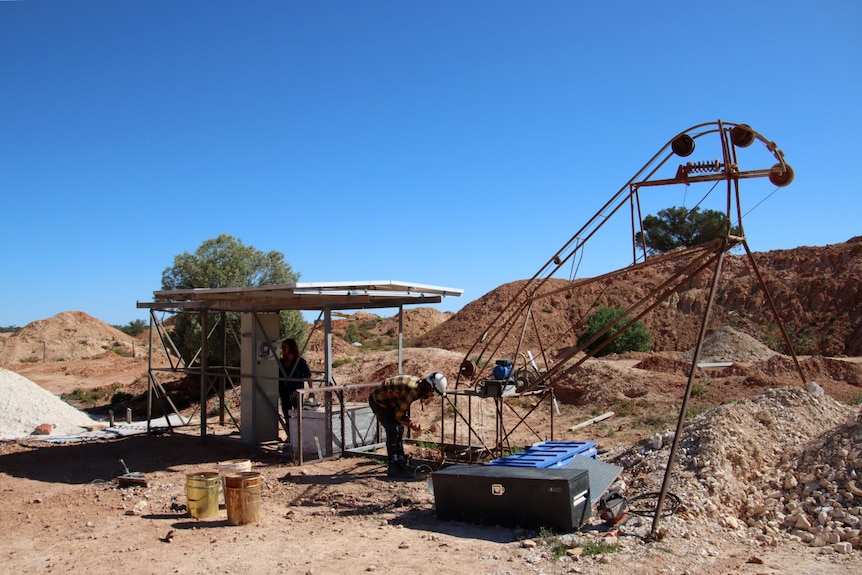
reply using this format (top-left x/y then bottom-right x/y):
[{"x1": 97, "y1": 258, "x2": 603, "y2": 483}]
[
  {"x1": 140, "y1": 303, "x2": 417, "y2": 464},
  {"x1": 448, "y1": 120, "x2": 803, "y2": 534}
]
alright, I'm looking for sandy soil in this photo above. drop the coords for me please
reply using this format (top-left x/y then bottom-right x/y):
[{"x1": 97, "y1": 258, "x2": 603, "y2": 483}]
[
  {"x1": 2, "y1": 353, "x2": 860, "y2": 575},
  {"x1": 2, "y1": 308, "x2": 861, "y2": 575},
  {"x1": 1, "y1": 428, "x2": 858, "y2": 575}
]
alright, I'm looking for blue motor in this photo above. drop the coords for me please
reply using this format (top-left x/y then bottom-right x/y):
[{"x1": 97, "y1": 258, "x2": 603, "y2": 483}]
[{"x1": 492, "y1": 359, "x2": 513, "y2": 380}]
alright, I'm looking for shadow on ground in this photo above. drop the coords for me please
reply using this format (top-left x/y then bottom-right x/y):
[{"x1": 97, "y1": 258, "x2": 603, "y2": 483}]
[{"x1": 0, "y1": 433, "x2": 255, "y2": 484}]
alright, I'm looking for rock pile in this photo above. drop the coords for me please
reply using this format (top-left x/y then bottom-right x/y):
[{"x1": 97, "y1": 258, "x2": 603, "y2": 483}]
[
  {"x1": 763, "y1": 409, "x2": 862, "y2": 552},
  {"x1": 0, "y1": 367, "x2": 97, "y2": 439},
  {"x1": 613, "y1": 386, "x2": 861, "y2": 553},
  {"x1": 679, "y1": 325, "x2": 778, "y2": 363}
]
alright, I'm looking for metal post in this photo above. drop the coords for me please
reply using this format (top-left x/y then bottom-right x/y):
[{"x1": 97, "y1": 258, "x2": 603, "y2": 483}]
[
  {"x1": 651, "y1": 244, "x2": 727, "y2": 537},
  {"x1": 219, "y1": 311, "x2": 227, "y2": 425},
  {"x1": 398, "y1": 305, "x2": 404, "y2": 374},
  {"x1": 742, "y1": 240, "x2": 807, "y2": 382},
  {"x1": 146, "y1": 310, "x2": 154, "y2": 433},
  {"x1": 297, "y1": 402, "x2": 304, "y2": 465},
  {"x1": 324, "y1": 308, "x2": 333, "y2": 457},
  {"x1": 324, "y1": 308, "x2": 333, "y2": 386},
  {"x1": 340, "y1": 389, "x2": 346, "y2": 457},
  {"x1": 200, "y1": 309, "x2": 208, "y2": 439}
]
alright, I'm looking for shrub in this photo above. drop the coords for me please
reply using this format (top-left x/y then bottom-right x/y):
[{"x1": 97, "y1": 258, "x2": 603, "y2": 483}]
[
  {"x1": 577, "y1": 306, "x2": 651, "y2": 357},
  {"x1": 63, "y1": 388, "x2": 109, "y2": 403},
  {"x1": 114, "y1": 319, "x2": 147, "y2": 336},
  {"x1": 538, "y1": 528, "x2": 568, "y2": 560},
  {"x1": 110, "y1": 391, "x2": 134, "y2": 405}
]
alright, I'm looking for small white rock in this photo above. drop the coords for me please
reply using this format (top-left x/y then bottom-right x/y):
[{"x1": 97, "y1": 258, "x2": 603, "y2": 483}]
[{"x1": 803, "y1": 381, "x2": 824, "y2": 397}]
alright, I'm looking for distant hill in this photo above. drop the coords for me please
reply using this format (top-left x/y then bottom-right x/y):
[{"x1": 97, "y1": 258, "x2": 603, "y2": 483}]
[
  {"x1": 304, "y1": 307, "x2": 451, "y2": 352},
  {"x1": 0, "y1": 311, "x2": 140, "y2": 364},
  {"x1": 5, "y1": 238, "x2": 860, "y2": 368},
  {"x1": 417, "y1": 237, "x2": 862, "y2": 357}
]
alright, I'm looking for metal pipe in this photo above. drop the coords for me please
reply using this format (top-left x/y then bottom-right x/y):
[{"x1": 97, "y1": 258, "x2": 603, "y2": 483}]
[
  {"x1": 323, "y1": 308, "x2": 333, "y2": 457},
  {"x1": 147, "y1": 309, "x2": 154, "y2": 433},
  {"x1": 651, "y1": 241, "x2": 728, "y2": 538},
  {"x1": 398, "y1": 305, "x2": 404, "y2": 374},
  {"x1": 199, "y1": 309, "x2": 208, "y2": 440},
  {"x1": 219, "y1": 312, "x2": 227, "y2": 425},
  {"x1": 742, "y1": 240, "x2": 807, "y2": 382}
]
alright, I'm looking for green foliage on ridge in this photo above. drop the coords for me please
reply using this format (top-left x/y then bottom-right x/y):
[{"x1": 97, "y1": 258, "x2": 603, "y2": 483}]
[{"x1": 577, "y1": 305, "x2": 651, "y2": 357}]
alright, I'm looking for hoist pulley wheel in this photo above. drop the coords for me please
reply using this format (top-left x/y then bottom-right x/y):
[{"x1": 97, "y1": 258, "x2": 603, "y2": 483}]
[
  {"x1": 513, "y1": 368, "x2": 540, "y2": 392},
  {"x1": 768, "y1": 162, "x2": 794, "y2": 187},
  {"x1": 730, "y1": 124, "x2": 755, "y2": 148},
  {"x1": 459, "y1": 359, "x2": 476, "y2": 378},
  {"x1": 671, "y1": 134, "x2": 695, "y2": 157}
]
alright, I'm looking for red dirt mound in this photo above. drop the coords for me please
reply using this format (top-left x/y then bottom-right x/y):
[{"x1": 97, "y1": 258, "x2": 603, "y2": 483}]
[
  {"x1": 419, "y1": 238, "x2": 862, "y2": 357},
  {"x1": 0, "y1": 311, "x2": 140, "y2": 364}
]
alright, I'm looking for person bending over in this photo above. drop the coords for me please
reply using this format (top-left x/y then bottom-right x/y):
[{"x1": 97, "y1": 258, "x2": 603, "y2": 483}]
[{"x1": 368, "y1": 372, "x2": 447, "y2": 478}]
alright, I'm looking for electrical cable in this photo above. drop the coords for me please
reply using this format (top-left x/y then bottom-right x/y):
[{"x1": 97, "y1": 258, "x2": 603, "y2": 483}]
[{"x1": 627, "y1": 491, "x2": 682, "y2": 518}]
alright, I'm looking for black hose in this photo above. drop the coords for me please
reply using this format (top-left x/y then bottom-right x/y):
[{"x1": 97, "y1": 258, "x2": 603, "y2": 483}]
[{"x1": 627, "y1": 491, "x2": 681, "y2": 518}]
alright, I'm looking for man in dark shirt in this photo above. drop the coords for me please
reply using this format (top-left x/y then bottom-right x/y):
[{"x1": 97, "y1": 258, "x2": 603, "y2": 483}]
[
  {"x1": 369, "y1": 372, "x2": 447, "y2": 478},
  {"x1": 280, "y1": 338, "x2": 311, "y2": 419}
]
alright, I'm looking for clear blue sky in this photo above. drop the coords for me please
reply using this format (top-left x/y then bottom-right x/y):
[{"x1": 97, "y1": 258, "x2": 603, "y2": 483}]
[{"x1": 1, "y1": 1, "x2": 859, "y2": 327}]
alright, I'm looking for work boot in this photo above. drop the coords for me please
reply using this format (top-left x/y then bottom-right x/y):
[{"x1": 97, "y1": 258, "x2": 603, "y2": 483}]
[
  {"x1": 387, "y1": 455, "x2": 412, "y2": 479},
  {"x1": 387, "y1": 465, "x2": 413, "y2": 479}
]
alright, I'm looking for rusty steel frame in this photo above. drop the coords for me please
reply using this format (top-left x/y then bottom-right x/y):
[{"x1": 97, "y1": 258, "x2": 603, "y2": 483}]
[
  {"x1": 439, "y1": 385, "x2": 557, "y2": 462},
  {"x1": 444, "y1": 120, "x2": 803, "y2": 537}
]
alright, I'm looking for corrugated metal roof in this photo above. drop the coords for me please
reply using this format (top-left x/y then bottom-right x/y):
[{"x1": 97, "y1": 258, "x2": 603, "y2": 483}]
[{"x1": 138, "y1": 280, "x2": 463, "y2": 312}]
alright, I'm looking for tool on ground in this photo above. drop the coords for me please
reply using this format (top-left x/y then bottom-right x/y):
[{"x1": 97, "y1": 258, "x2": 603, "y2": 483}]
[
  {"x1": 597, "y1": 490, "x2": 629, "y2": 525},
  {"x1": 117, "y1": 458, "x2": 148, "y2": 487}
]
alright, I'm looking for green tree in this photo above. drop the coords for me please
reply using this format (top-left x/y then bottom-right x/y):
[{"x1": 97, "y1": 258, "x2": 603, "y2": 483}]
[
  {"x1": 115, "y1": 319, "x2": 148, "y2": 336},
  {"x1": 577, "y1": 306, "x2": 651, "y2": 357},
  {"x1": 161, "y1": 234, "x2": 306, "y2": 368},
  {"x1": 635, "y1": 206, "x2": 740, "y2": 255},
  {"x1": 162, "y1": 233, "x2": 298, "y2": 290}
]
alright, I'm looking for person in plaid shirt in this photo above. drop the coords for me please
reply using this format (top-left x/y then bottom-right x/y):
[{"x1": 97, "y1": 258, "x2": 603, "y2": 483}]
[{"x1": 369, "y1": 372, "x2": 447, "y2": 478}]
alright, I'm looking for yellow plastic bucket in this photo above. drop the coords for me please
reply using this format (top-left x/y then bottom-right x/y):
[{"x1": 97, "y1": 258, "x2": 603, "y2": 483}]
[
  {"x1": 186, "y1": 471, "x2": 220, "y2": 519},
  {"x1": 225, "y1": 471, "x2": 262, "y2": 525}
]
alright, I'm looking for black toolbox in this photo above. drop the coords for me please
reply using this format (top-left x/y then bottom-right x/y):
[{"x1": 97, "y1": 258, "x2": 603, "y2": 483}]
[{"x1": 432, "y1": 464, "x2": 590, "y2": 531}]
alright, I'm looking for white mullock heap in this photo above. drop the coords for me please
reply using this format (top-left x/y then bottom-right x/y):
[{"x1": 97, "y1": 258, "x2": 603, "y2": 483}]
[{"x1": 0, "y1": 367, "x2": 97, "y2": 440}]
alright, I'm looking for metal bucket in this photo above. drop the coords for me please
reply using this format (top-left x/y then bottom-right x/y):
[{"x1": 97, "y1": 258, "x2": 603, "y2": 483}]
[
  {"x1": 218, "y1": 459, "x2": 252, "y2": 492},
  {"x1": 225, "y1": 471, "x2": 262, "y2": 525},
  {"x1": 186, "y1": 471, "x2": 220, "y2": 519}
]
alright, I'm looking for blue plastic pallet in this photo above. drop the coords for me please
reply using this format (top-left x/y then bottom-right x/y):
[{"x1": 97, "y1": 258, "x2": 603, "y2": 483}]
[{"x1": 486, "y1": 440, "x2": 598, "y2": 468}]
